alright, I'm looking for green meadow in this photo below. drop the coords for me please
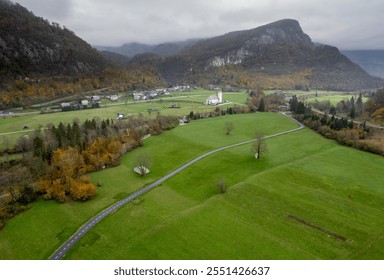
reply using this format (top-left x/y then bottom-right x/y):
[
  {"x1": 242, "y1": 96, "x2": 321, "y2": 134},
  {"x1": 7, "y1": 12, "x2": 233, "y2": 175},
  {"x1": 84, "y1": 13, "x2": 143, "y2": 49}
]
[
  {"x1": 0, "y1": 112, "x2": 383, "y2": 260},
  {"x1": 0, "y1": 90, "x2": 248, "y2": 149},
  {"x1": 305, "y1": 94, "x2": 368, "y2": 105}
]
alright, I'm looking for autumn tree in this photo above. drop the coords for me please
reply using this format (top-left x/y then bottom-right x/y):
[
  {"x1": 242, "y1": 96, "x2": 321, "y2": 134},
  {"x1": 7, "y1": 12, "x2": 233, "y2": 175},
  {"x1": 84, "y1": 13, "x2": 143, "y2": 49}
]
[
  {"x1": 70, "y1": 176, "x2": 97, "y2": 201},
  {"x1": 38, "y1": 147, "x2": 96, "y2": 202}
]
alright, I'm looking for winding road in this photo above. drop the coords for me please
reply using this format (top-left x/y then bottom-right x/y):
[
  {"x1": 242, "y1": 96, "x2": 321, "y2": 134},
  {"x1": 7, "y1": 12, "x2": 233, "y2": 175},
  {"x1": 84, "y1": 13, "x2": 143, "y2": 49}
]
[{"x1": 49, "y1": 113, "x2": 304, "y2": 260}]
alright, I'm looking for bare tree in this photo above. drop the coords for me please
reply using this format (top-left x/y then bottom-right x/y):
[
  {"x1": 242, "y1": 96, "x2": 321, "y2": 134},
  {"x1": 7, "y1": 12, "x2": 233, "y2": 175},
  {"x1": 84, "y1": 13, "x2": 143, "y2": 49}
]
[
  {"x1": 252, "y1": 133, "x2": 267, "y2": 160},
  {"x1": 224, "y1": 122, "x2": 234, "y2": 135},
  {"x1": 216, "y1": 177, "x2": 227, "y2": 194},
  {"x1": 134, "y1": 153, "x2": 152, "y2": 176}
]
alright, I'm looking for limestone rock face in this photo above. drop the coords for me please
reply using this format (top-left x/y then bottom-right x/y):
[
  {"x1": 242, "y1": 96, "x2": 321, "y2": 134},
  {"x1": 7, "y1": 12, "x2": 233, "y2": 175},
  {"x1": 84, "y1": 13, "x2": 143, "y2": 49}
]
[{"x1": 130, "y1": 19, "x2": 383, "y2": 90}]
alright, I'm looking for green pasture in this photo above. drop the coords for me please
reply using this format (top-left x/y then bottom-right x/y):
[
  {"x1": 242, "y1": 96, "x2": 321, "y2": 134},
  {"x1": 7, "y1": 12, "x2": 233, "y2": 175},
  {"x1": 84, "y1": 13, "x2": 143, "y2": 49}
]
[
  {"x1": 305, "y1": 94, "x2": 368, "y2": 106},
  {"x1": 63, "y1": 125, "x2": 384, "y2": 260},
  {"x1": 1, "y1": 112, "x2": 383, "y2": 260},
  {"x1": 0, "y1": 90, "x2": 249, "y2": 150},
  {"x1": 0, "y1": 112, "x2": 291, "y2": 259}
]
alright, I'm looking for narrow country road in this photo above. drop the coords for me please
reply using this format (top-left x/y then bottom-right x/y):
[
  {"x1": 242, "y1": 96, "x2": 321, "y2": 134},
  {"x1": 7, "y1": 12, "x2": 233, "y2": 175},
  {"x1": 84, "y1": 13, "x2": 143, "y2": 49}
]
[
  {"x1": 49, "y1": 113, "x2": 304, "y2": 260},
  {"x1": 311, "y1": 108, "x2": 384, "y2": 130}
]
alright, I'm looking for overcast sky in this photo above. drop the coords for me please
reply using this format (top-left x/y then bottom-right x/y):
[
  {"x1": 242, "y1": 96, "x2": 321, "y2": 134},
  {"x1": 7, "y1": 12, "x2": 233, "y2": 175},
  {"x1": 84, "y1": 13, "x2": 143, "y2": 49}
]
[{"x1": 15, "y1": 0, "x2": 384, "y2": 49}]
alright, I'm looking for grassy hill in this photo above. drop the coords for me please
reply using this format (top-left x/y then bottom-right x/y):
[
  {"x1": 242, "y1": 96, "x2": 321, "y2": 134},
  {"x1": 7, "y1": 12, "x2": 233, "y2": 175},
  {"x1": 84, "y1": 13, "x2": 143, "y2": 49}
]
[{"x1": 1, "y1": 112, "x2": 383, "y2": 259}]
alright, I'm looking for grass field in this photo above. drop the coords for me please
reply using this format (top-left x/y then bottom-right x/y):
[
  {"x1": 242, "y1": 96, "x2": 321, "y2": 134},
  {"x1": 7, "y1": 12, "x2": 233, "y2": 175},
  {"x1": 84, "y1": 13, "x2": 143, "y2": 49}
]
[
  {"x1": 0, "y1": 112, "x2": 383, "y2": 260},
  {"x1": 0, "y1": 90, "x2": 248, "y2": 150},
  {"x1": 305, "y1": 94, "x2": 368, "y2": 105},
  {"x1": 64, "y1": 124, "x2": 384, "y2": 260}
]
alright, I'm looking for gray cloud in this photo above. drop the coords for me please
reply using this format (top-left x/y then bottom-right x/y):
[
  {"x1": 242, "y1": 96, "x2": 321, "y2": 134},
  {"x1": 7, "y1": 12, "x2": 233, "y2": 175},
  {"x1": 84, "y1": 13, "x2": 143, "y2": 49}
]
[
  {"x1": 15, "y1": 0, "x2": 384, "y2": 49},
  {"x1": 16, "y1": 0, "x2": 73, "y2": 20}
]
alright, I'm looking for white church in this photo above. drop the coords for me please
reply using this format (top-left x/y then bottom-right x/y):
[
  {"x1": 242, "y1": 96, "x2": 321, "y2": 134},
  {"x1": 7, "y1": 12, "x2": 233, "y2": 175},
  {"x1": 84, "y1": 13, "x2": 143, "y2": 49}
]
[{"x1": 205, "y1": 90, "x2": 223, "y2": 105}]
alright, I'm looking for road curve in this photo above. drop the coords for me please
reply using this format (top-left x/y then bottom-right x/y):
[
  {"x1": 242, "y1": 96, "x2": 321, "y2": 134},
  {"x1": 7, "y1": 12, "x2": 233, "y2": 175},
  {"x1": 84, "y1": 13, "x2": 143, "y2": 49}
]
[{"x1": 49, "y1": 113, "x2": 304, "y2": 260}]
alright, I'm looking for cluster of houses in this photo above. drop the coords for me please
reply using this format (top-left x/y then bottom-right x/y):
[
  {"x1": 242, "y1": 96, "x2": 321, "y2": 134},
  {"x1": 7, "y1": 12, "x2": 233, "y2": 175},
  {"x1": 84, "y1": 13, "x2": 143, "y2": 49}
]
[
  {"x1": 133, "y1": 86, "x2": 192, "y2": 101},
  {"x1": 60, "y1": 94, "x2": 120, "y2": 111},
  {"x1": 60, "y1": 95, "x2": 103, "y2": 111},
  {"x1": 58, "y1": 85, "x2": 227, "y2": 112}
]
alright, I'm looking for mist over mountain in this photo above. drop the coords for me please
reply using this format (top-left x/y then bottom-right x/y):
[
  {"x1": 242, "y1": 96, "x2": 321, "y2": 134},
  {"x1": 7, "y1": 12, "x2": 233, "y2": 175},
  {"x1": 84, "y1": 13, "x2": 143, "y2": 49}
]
[
  {"x1": 342, "y1": 50, "x2": 384, "y2": 79},
  {"x1": 96, "y1": 39, "x2": 200, "y2": 58}
]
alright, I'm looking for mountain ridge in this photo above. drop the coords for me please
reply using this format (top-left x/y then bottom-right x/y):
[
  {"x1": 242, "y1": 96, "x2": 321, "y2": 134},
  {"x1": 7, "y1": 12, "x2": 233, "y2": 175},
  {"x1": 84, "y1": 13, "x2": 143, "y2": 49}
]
[
  {"x1": 1, "y1": 1, "x2": 382, "y2": 97},
  {"x1": 118, "y1": 19, "x2": 383, "y2": 91}
]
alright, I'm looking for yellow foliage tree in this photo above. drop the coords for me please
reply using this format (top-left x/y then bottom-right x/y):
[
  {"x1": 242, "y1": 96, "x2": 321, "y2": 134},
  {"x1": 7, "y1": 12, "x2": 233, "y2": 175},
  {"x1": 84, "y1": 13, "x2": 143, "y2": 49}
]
[
  {"x1": 37, "y1": 147, "x2": 96, "y2": 202},
  {"x1": 70, "y1": 176, "x2": 97, "y2": 201}
]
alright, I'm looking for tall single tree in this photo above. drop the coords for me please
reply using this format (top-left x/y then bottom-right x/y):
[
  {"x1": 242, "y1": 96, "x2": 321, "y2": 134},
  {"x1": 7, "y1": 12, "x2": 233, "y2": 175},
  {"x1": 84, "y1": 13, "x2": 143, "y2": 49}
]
[
  {"x1": 252, "y1": 133, "x2": 267, "y2": 160},
  {"x1": 134, "y1": 153, "x2": 152, "y2": 176},
  {"x1": 258, "y1": 98, "x2": 265, "y2": 112}
]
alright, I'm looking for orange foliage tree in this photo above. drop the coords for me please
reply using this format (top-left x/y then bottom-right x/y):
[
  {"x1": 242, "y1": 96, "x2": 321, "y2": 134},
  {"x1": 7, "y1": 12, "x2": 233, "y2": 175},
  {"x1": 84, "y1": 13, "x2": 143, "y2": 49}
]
[{"x1": 37, "y1": 147, "x2": 96, "y2": 202}]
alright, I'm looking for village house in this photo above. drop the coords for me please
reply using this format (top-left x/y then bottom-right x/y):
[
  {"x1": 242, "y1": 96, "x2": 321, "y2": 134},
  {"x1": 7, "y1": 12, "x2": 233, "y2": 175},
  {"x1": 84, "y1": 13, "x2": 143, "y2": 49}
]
[
  {"x1": 91, "y1": 96, "x2": 101, "y2": 103},
  {"x1": 110, "y1": 95, "x2": 119, "y2": 101}
]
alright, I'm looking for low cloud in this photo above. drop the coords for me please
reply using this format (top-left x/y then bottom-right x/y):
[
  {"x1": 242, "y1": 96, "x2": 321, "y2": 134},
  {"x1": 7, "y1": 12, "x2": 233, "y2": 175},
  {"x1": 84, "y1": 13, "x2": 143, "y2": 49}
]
[{"x1": 15, "y1": 0, "x2": 384, "y2": 49}]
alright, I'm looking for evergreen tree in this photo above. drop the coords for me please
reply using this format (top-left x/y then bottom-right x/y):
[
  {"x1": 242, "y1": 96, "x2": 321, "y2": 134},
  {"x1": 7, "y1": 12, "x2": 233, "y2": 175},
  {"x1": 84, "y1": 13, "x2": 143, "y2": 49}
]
[
  {"x1": 257, "y1": 98, "x2": 265, "y2": 112},
  {"x1": 349, "y1": 106, "x2": 356, "y2": 119},
  {"x1": 297, "y1": 102, "x2": 306, "y2": 114},
  {"x1": 349, "y1": 96, "x2": 356, "y2": 118},
  {"x1": 356, "y1": 93, "x2": 363, "y2": 116},
  {"x1": 290, "y1": 95, "x2": 299, "y2": 113},
  {"x1": 32, "y1": 136, "x2": 44, "y2": 158},
  {"x1": 56, "y1": 122, "x2": 67, "y2": 147},
  {"x1": 71, "y1": 121, "x2": 81, "y2": 147},
  {"x1": 330, "y1": 106, "x2": 336, "y2": 115}
]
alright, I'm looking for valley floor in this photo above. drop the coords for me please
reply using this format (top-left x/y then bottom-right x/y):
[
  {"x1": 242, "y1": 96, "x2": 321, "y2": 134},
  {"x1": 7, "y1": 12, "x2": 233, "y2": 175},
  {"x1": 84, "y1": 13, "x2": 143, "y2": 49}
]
[{"x1": 1, "y1": 113, "x2": 383, "y2": 260}]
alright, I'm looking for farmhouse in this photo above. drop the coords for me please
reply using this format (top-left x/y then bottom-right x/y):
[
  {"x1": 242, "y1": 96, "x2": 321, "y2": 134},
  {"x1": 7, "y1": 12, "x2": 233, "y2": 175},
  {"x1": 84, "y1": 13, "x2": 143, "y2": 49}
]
[
  {"x1": 110, "y1": 95, "x2": 119, "y2": 101},
  {"x1": 81, "y1": 100, "x2": 89, "y2": 108},
  {"x1": 116, "y1": 113, "x2": 124, "y2": 120},
  {"x1": 133, "y1": 92, "x2": 146, "y2": 101},
  {"x1": 91, "y1": 96, "x2": 101, "y2": 102},
  {"x1": 205, "y1": 90, "x2": 223, "y2": 105}
]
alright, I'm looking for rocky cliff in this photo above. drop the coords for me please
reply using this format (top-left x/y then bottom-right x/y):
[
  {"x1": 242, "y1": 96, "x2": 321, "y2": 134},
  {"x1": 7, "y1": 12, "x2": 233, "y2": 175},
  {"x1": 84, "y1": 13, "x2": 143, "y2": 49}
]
[{"x1": 130, "y1": 19, "x2": 383, "y2": 91}]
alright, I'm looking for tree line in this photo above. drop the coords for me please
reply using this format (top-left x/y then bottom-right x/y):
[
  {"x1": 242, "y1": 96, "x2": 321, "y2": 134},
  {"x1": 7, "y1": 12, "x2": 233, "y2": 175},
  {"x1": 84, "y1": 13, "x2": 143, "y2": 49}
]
[
  {"x1": 245, "y1": 89, "x2": 287, "y2": 112},
  {"x1": 290, "y1": 94, "x2": 384, "y2": 156},
  {"x1": 0, "y1": 113, "x2": 179, "y2": 229},
  {"x1": 307, "y1": 89, "x2": 384, "y2": 124}
]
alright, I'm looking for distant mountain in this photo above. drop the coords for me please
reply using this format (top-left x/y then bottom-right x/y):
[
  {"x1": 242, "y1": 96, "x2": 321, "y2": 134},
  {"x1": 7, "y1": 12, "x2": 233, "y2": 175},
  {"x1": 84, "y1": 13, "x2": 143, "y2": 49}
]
[
  {"x1": 96, "y1": 39, "x2": 200, "y2": 58},
  {"x1": 0, "y1": 0, "x2": 108, "y2": 82},
  {"x1": 341, "y1": 50, "x2": 384, "y2": 79},
  {"x1": 131, "y1": 19, "x2": 383, "y2": 91}
]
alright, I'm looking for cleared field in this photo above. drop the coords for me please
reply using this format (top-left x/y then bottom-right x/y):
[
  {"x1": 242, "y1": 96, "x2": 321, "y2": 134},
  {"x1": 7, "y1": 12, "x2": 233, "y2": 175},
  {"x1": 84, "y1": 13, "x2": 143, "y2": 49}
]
[
  {"x1": 305, "y1": 94, "x2": 368, "y2": 105},
  {"x1": 1, "y1": 112, "x2": 383, "y2": 260}
]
